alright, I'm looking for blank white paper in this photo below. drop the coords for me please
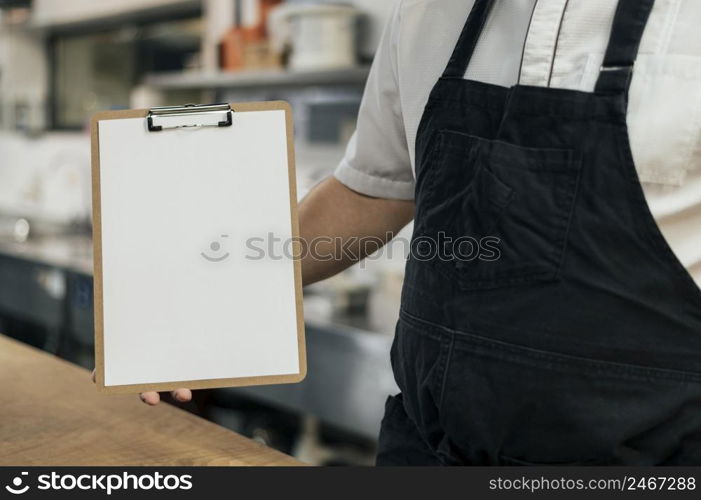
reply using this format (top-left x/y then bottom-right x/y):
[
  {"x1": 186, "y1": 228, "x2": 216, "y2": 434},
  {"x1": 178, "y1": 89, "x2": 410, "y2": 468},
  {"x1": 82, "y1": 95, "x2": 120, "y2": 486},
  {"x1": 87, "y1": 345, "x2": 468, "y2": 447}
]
[{"x1": 98, "y1": 110, "x2": 300, "y2": 386}]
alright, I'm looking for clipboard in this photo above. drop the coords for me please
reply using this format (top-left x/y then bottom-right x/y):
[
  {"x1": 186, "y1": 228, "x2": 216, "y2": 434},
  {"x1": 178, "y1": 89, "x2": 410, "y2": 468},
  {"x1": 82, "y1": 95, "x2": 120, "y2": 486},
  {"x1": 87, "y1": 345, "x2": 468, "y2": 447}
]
[{"x1": 91, "y1": 102, "x2": 306, "y2": 394}]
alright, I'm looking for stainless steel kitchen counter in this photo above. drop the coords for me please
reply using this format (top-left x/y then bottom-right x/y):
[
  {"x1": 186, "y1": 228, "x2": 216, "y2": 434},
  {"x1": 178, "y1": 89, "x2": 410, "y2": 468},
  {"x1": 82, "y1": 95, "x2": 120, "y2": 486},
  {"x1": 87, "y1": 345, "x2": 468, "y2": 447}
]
[{"x1": 0, "y1": 234, "x2": 93, "y2": 275}]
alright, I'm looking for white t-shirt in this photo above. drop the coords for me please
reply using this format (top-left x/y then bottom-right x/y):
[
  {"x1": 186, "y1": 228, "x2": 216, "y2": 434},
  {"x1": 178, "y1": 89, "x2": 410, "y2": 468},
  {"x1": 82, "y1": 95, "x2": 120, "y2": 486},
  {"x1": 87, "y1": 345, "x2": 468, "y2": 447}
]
[{"x1": 334, "y1": 0, "x2": 701, "y2": 285}]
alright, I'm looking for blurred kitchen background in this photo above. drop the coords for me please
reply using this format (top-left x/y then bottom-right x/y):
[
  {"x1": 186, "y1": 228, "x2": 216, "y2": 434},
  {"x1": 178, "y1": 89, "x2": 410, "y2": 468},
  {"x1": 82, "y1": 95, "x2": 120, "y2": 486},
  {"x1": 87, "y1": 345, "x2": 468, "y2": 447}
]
[{"x1": 0, "y1": 0, "x2": 410, "y2": 465}]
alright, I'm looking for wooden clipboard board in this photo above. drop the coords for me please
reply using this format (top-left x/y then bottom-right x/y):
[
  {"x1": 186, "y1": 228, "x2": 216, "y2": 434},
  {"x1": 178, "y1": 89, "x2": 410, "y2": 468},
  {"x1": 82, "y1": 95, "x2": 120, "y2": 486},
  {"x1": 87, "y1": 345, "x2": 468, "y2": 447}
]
[{"x1": 91, "y1": 101, "x2": 306, "y2": 394}]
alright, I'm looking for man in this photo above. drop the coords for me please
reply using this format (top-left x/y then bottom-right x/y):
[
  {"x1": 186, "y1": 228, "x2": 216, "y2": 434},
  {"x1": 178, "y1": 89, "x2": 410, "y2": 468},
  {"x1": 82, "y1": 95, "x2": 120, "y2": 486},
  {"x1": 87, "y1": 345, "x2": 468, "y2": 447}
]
[{"x1": 138, "y1": 0, "x2": 701, "y2": 464}]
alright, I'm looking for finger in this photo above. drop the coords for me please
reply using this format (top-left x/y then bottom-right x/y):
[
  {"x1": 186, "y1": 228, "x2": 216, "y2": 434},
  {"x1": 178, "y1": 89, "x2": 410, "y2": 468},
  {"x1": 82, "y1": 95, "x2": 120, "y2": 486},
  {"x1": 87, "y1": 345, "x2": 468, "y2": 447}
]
[
  {"x1": 140, "y1": 391, "x2": 161, "y2": 406},
  {"x1": 171, "y1": 388, "x2": 192, "y2": 403},
  {"x1": 91, "y1": 369, "x2": 96, "y2": 383}
]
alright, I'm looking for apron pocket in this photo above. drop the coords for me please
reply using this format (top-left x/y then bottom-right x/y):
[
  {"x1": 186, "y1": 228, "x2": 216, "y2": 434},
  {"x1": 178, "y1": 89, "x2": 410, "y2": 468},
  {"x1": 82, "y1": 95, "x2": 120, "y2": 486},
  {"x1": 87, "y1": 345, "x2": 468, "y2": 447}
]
[
  {"x1": 437, "y1": 325, "x2": 701, "y2": 465},
  {"x1": 390, "y1": 317, "x2": 451, "y2": 456},
  {"x1": 460, "y1": 163, "x2": 514, "y2": 237},
  {"x1": 417, "y1": 129, "x2": 581, "y2": 291},
  {"x1": 414, "y1": 129, "x2": 484, "y2": 230}
]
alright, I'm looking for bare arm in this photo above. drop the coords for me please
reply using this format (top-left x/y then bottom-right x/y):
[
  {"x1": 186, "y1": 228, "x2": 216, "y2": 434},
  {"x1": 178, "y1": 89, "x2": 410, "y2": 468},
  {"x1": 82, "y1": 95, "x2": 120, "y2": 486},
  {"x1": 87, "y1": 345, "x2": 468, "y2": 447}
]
[
  {"x1": 135, "y1": 176, "x2": 414, "y2": 405},
  {"x1": 299, "y1": 176, "x2": 414, "y2": 285}
]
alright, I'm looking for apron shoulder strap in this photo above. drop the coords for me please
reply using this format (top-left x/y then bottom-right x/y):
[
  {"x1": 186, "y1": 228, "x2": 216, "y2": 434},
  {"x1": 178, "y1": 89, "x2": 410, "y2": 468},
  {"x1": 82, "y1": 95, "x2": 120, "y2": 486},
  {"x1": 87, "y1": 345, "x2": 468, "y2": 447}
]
[
  {"x1": 442, "y1": 0, "x2": 497, "y2": 78},
  {"x1": 595, "y1": 0, "x2": 656, "y2": 94}
]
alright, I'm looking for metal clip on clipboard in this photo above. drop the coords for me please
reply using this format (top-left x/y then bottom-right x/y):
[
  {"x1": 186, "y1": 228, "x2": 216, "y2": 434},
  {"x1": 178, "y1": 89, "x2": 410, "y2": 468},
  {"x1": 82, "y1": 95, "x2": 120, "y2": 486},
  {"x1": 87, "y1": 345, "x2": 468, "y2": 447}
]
[{"x1": 147, "y1": 103, "x2": 234, "y2": 132}]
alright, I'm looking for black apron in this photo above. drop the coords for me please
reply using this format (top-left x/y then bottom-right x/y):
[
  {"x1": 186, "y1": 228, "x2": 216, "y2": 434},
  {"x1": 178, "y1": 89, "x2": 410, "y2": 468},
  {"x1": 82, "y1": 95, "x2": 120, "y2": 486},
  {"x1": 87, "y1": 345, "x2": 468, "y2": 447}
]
[{"x1": 377, "y1": 0, "x2": 701, "y2": 466}]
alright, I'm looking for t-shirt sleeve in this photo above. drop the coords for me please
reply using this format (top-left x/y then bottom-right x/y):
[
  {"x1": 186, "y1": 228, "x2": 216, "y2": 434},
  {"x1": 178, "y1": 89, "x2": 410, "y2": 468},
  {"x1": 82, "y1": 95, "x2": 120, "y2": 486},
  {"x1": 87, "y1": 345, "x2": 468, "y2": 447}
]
[{"x1": 333, "y1": 1, "x2": 415, "y2": 200}]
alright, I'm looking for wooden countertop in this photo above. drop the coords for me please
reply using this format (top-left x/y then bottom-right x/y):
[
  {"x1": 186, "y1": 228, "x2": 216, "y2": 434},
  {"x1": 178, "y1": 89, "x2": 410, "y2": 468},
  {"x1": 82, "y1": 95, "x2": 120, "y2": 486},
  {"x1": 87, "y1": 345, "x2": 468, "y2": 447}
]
[{"x1": 0, "y1": 335, "x2": 303, "y2": 466}]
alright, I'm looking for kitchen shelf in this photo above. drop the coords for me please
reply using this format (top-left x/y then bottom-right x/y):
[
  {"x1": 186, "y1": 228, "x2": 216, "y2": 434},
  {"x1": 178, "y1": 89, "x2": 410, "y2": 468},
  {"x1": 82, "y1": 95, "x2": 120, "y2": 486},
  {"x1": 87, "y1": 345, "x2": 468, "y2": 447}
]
[
  {"x1": 31, "y1": 0, "x2": 201, "y2": 31},
  {"x1": 143, "y1": 66, "x2": 371, "y2": 90}
]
